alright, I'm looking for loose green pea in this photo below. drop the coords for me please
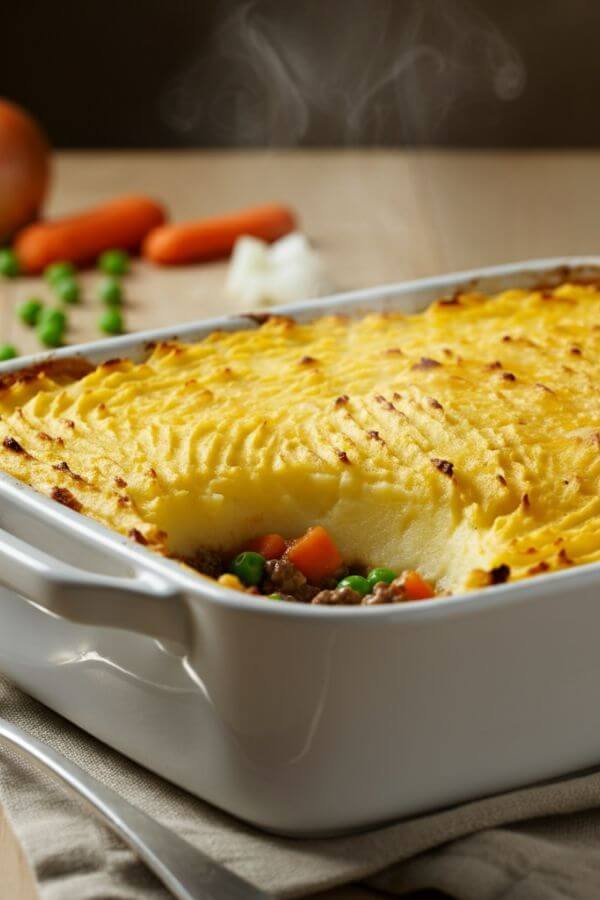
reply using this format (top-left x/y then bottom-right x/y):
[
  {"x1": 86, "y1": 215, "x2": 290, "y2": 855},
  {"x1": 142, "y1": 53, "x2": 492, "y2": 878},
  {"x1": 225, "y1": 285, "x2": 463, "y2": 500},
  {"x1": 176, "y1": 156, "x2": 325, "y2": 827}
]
[
  {"x1": 367, "y1": 567, "x2": 397, "y2": 590},
  {"x1": 54, "y1": 276, "x2": 80, "y2": 304},
  {"x1": 98, "y1": 276, "x2": 123, "y2": 306},
  {"x1": 37, "y1": 321, "x2": 64, "y2": 348},
  {"x1": 0, "y1": 248, "x2": 20, "y2": 278},
  {"x1": 337, "y1": 575, "x2": 371, "y2": 597},
  {"x1": 98, "y1": 249, "x2": 129, "y2": 276},
  {"x1": 98, "y1": 308, "x2": 124, "y2": 335},
  {"x1": 40, "y1": 307, "x2": 67, "y2": 330},
  {"x1": 0, "y1": 344, "x2": 18, "y2": 361},
  {"x1": 231, "y1": 551, "x2": 265, "y2": 586},
  {"x1": 268, "y1": 593, "x2": 283, "y2": 601},
  {"x1": 18, "y1": 298, "x2": 44, "y2": 327},
  {"x1": 45, "y1": 261, "x2": 75, "y2": 285}
]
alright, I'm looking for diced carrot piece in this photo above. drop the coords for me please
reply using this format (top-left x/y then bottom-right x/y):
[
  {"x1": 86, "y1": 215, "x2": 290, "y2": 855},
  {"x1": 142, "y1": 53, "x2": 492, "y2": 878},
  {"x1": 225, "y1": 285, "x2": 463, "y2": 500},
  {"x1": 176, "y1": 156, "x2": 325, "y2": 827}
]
[
  {"x1": 245, "y1": 533, "x2": 287, "y2": 560},
  {"x1": 403, "y1": 570, "x2": 435, "y2": 600},
  {"x1": 286, "y1": 525, "x2": 343, "y2": 583}
]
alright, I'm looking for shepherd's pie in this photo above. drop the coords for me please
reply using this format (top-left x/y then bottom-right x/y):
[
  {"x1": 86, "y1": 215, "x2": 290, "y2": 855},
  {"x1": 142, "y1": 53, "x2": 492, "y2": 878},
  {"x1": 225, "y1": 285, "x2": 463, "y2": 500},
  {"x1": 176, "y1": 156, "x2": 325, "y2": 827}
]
[{"x1": 0, "y1": 282, "x2": 598, "y2": 602}]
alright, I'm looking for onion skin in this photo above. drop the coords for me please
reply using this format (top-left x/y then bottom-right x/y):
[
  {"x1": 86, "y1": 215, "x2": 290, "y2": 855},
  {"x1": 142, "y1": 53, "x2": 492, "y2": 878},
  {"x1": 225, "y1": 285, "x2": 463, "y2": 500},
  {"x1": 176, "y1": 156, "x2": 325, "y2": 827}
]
[{"x1": 0, "y1": 99, "x2": 50, "y2": 242}]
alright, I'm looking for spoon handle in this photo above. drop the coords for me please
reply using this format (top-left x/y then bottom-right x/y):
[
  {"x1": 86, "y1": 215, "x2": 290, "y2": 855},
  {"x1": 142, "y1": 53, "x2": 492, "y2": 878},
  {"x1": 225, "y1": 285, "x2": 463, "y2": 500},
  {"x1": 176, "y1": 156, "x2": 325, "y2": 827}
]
[{"x1": 0, "y1": 716, "x2": 272, "y2": 900}]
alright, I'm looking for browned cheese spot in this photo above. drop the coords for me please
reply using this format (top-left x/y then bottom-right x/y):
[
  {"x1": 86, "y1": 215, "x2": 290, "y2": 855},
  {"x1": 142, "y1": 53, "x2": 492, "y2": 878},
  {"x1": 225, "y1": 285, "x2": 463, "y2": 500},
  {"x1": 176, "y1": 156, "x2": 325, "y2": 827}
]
[
  {"x1": 375, "y1": 394, "x2": 395, "y2": 411},
  {"x1": 558, "y1": 547, "x2": 574, "y2": 565},
  {"x1": 2, "y1": 436, "x2": 25, "y2": 454},
  {"x1": 490, "y1": 564, "x2": 511, "y2": 584},
  {"x1": 412, "y1": 357, "x2": 441, "y2": 371},
  {"x1": 438, "y1": 295, "x2": 461, "y2": 306},
  {"x1": 527, "y1": 560, "x2": 550, "y2": 576},
  {"x1": 51, "y1": 486, "x2": 82, "y2": 512},
  {"x1": 52, "y1": 461, "x2": 83, "y2": 482},
  {"x1": 431, "y1": 457, "x2": 454, "y2": 478}
]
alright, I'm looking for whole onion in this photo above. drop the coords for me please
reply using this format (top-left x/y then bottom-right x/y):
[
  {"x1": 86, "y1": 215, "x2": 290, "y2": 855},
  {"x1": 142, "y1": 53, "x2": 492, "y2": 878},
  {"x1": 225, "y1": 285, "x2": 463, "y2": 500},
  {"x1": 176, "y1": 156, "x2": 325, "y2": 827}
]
[{"x1": 0, "y1": 99, "x2": 50, "y2": 242}]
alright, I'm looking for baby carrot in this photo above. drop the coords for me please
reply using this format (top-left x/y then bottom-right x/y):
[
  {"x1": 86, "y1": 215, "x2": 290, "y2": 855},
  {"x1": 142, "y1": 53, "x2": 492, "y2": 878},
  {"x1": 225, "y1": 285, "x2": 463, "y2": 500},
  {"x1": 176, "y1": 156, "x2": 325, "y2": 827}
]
[
  {"x1": 143, "y1": 203, "x2": 296, "y2": 265},
  {"x1": 14, "y1": 195, "x2": 166, "y2": 273}
]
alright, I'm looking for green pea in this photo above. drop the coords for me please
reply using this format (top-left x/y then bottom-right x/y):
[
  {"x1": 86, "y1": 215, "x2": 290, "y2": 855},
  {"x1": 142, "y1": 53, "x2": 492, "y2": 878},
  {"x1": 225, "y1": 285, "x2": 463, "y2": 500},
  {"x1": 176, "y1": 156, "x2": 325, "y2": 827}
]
[
  {"x1": 98, "y1": 249, "x2": 129, "y2": 276},
  {"x1": 367, "y1": 567, "x2": 397, "y2": 590},
  {"x1": 45, "y1": 261, "x2": 75, "y2": 285},
  {"x1": 98, "y1": 308, "x2": 124, "y2": 335},
  {"x1": 18, "y1": 298, "x2": 44, "y2": 327},
  {"x1": 231, "y1": 551, "x2": 265, "y2": 586},
  {"x1": 337, "y1": 575, "x2": 371, "y2": 596},
  {"x1": 37, "y1": 308, "x2": 67, "y2": 348},
  {"x1": 268, "y1": 593, "x2": 283, "y2": 601},
  {"x1": 0, "y1": 248, "x2": 20, "y2": 278},
  {"x1": 37, "y1": 321, "x2": 64, "y2": 348},
  {"x1": 54, "y1": 276, "x2": 80, "y2": 304},
  {"x1": 98, "y1": 276, "x2": 123, "y2": 306},
  {"x1": 40, "y1": 307, "x2": 67, "y2": 330},
  {"x1": 0, "y1": 344, "x2": 18, "y2": 361}
]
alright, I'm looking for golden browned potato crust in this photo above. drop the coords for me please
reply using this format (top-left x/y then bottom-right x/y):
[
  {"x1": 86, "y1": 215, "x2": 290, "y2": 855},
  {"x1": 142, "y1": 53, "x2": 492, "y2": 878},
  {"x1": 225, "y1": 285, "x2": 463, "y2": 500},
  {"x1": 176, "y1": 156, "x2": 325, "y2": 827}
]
[{"x1": 0, "y1": 283, "x2": 597, "y2": 593}]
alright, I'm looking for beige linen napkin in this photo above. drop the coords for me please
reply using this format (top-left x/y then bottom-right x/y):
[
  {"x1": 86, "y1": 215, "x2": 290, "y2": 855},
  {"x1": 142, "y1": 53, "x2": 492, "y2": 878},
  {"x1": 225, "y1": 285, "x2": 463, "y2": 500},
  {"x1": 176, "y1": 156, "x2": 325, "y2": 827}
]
[{"x1": 2, "y1": 673, "x2": 600, "y2": 900}]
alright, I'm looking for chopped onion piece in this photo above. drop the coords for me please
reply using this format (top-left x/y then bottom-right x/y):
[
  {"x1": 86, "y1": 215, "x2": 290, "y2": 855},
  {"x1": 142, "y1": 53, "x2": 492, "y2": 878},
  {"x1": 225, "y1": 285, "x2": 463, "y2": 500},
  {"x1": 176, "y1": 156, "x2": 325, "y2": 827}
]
[{"x1": 225, "y1": 232, "x2": 332, "y2": 308}]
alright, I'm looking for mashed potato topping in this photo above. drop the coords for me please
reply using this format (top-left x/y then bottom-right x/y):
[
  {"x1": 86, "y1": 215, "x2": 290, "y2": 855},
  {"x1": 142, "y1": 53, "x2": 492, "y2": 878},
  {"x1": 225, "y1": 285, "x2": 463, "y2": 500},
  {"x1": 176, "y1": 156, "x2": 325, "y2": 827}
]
[{"x1": 0, "y1": 282, "x2": 598, "y2": 593}]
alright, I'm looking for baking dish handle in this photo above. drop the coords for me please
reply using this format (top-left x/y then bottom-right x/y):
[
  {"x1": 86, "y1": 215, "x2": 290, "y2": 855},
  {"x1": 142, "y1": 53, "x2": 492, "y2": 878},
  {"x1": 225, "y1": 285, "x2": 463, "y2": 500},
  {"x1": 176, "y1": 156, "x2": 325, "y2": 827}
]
[{"x1": 0, "y1": 526, "x2": 190, "y2": 647}]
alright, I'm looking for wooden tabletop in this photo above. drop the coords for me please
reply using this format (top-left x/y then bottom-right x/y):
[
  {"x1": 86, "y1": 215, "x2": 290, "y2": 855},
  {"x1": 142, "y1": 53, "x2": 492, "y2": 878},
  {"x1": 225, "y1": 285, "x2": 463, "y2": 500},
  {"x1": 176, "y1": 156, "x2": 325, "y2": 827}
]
[
  {"x1": 3, "y1": 149, "x2": 600, "y2": 356},
  {"x1": 2, "y1": 148, "x2": 599, "y2": 897}
]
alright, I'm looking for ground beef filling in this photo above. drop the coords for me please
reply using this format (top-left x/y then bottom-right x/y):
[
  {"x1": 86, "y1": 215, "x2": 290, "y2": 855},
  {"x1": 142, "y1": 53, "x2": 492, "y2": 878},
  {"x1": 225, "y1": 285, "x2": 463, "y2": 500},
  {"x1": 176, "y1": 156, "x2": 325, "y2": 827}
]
[
  {"x1": 183, "y1": 548, "x2": 223, "y2": 580},
  {"x1": 312, "y1": 586, "x2": 362, "y2": 606},
  {"x1": 186, "y1": 551, "x2": 421, "y2": 606},
  {"x1": 263, "y1": 559, "x2": 311, "y2": 599}
]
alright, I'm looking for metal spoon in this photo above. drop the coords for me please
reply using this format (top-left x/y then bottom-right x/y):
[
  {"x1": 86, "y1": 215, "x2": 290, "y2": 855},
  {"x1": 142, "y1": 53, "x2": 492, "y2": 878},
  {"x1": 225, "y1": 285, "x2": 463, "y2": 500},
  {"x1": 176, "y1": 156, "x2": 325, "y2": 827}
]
[{"x1": 0, "y1": 715, "x2": 273, "y2": 900}]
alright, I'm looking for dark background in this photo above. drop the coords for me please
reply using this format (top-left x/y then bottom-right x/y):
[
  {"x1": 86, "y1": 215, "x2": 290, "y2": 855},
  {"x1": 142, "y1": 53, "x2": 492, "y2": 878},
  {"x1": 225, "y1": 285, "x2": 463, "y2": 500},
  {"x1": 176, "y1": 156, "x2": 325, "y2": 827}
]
[{"x1": 1, "y1": 0, "x2": 595, "y2": 148}]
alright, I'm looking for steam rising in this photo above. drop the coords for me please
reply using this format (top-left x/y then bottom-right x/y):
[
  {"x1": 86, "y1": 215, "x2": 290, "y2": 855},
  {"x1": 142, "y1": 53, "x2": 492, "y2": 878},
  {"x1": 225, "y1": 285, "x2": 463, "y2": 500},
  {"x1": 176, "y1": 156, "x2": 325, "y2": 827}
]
[{"x1": 161, "y1": 0, "x2": 526, "y2": 145}]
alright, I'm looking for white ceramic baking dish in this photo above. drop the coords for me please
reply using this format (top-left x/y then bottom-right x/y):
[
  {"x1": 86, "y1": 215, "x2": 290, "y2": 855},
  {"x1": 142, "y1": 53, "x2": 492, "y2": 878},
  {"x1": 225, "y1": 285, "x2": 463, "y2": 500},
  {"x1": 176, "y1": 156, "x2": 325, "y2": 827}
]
[{"x1": 0, "y1": 256, "x2": 599, "y2": 838}]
